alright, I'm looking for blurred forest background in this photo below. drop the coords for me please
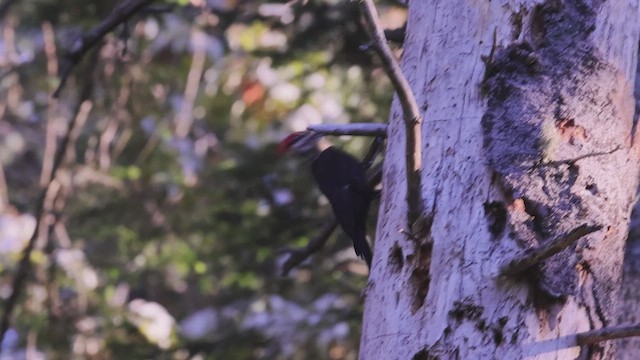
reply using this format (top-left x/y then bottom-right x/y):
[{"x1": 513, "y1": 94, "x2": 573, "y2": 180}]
[{"x1": 0, "y1": 0, "x2": 407, "y2": 358}]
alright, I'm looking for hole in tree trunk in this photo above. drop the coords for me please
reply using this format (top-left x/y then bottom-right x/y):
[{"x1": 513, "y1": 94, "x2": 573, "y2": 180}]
[
  {"x1": 409, "y1": 241, "x2": 432, "y2": 312},
  {"x1": 389, "y1": 243, "x2": 404, "y2": 272},
  {"x1": 483, "y1": 201, "x2": 507, "y2": 237}
]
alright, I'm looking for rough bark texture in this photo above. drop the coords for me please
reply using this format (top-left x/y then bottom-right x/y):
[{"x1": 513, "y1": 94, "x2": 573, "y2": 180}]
[
  {"x1": 616, "y1": 45, "x2": 640, "y2": 360},
  {"x1": 618, "y1": 205, "x2": 640, "y2": 359},
  {"x1": 361, "y1": 1, "x2": 640, "y2": 359}
]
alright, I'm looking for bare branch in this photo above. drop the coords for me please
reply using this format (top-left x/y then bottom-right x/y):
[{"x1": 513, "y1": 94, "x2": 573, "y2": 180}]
[
  {"x1": 577, "y1": 324, "x2": 640, "y2": 345},
  {"x1": 357, "y1": 0, "x2": 424, "y2": 224},
  {"x1": 175, "y1": 28, "x2": 207, "y2": 138},
  {"x1": 42, "y1": 179, "x2": 65, "y2": 321},
  {"x1": 524, "y1": 324, "x2": 640, "y2": 355},
  {"x1": 0, "y1": 69, "x2": 94, "y2": 350},
  {"x1": 361, "y1": 136, "x2": 385, "y2": 170},
  {"x1": 53, "y1": 0, "x2": 157, "y2": 97},
  {"x1": 281, "y1": 221, "x2": 339, "y2": 276},
  {"x1": 0, "y1": 164, "x2": 7, "y2": 211},
  {"x1": 307, "y1": 123, "x2": 387, "y2": 137},
  {"x1": 41, "y1": 22, "x2": 60, "y2": 186},
  {"x1": 500, "y1": 224, "x2": 602, "y2": 276},
  {"x1": 65, "y1": 101, "x2": 93, "y2": 163},
  {"x1": 540, "y1": 146, "x2": 623, "y2": 167}
]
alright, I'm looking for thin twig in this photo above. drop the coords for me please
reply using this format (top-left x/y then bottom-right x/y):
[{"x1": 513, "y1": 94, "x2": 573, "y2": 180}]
[
  {"x1": 500, "y1": 224, "x2": 602, "y2": 276},
  {"x1": 576, "y1": 324, "x2": 640, "y2": 345},
  {"x1": 362, "y1": 136, "x2": 384, "y2": 169},
  {"x1": 281, "y1": 221, "x2": 339, "y2": 276},
  {"x1": 307, "y1": 123, "x2": 387, "y2": 137},
  {"x1": 53, "y1": 0, "x2": 157, "y2": 97},
  {"x1": 135, "y1": 133, "x2": 160, "y2": 165},
  {"x1": 524, "y1": 324, "x2": 640, "y2": 355},
  {"x1": 357, "y1": 0, "x2": 424, "y2": 225},
  {"x1": 0, "y1": 164, "x2": 8, "y2": 211},
  {"x1": 42, "y1": 179, "x2": 64, "y2": 321},
  {"x1": 540, "y1": 146, "x2": 623, "y2": 167},
  {"x1": 175, "y1": 27, "x2": 207, "y2": 138},
  {"x1": 65, "y1": 101, "x2": 93, "y2": 163},
  {"x1": 41, "y1": 21, "x2": 59, "y2": 187}
]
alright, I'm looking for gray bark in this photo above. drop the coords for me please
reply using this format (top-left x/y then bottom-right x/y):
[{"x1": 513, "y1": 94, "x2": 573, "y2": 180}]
[
  {"x1": 361, "y1": 1, "x2": 640, "y2": 359},
  {"x1": 616, "y1": 45, "x2": 640, "y2": 360}
]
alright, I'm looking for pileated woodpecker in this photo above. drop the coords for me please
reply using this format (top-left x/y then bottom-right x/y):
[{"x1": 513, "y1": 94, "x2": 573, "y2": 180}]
[{"x1": 278, "y1": 131, "x2": 373, "y2": 267}]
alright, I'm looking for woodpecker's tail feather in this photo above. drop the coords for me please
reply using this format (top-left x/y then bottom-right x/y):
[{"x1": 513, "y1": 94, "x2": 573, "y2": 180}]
[{"x1": 354, "y1": 237, "x2": 373, "y2": 268}]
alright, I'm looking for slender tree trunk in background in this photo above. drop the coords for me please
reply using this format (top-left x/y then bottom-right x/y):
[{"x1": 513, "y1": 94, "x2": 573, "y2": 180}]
[{"x1": 361, "y1": 1, "x2": 640, "y2": 359}]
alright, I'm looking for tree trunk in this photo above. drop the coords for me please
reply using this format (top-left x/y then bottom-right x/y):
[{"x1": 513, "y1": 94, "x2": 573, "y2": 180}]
[
  {"x1": 617, "y1": 203, "x2": 640, "y2": 358},
  {"x1": 361, "y1": 1, "x2": 640, "y2": 359},
  {"x1": 616, "y1": 52, "x2": 640, "y2": 359}
]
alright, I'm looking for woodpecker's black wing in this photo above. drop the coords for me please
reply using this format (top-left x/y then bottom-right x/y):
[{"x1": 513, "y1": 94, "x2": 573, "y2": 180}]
[{"x1": 311, "y1": 147, "x2": 373, "y2": 266}]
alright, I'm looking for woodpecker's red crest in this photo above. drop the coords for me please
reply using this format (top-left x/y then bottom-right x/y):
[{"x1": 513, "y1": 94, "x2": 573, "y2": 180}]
[
  {"x1": 278, "y1": 131, "x2": 324, "y2": 156},
  {"x1": 277, "y1": 131, "x2": 306, "y2": 155}
]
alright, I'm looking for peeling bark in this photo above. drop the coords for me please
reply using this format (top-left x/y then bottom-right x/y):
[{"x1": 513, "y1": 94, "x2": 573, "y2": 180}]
[{"x1": 361, "y1": 1, "x2": 640, "y2": 359}]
